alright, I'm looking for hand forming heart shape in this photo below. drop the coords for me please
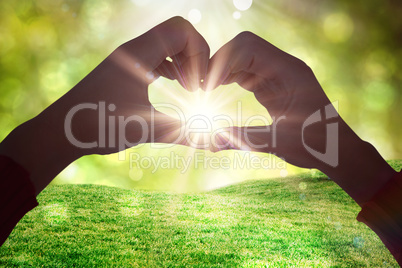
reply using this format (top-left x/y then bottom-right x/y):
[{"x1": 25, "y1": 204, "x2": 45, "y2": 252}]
[
  {"x1": 142, "y1": 18, "x2": 343, "y2": 172},
  {"x1": 41, "y1": 16, "x2": 344, "y2": 175},
  {"x1": 2, "y1": 16, "x2": 398, "y2": 265}
]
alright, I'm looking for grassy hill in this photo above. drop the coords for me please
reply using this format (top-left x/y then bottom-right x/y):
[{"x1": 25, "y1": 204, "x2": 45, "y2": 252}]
[{"x1": 1, "y1": 160, "x2": 401, "y2": 267}]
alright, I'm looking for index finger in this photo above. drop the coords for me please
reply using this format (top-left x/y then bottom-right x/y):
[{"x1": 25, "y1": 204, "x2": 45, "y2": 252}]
[
  {"x1": 123, "y1": 17, "x2": 210, "y2": 90},
  {"x1": 204, "y1": 31, "x2": 292, "y2": 90}
]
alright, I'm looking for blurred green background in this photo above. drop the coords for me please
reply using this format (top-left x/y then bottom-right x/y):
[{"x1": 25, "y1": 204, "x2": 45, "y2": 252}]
[{"x1": 0, "y1": 0, "x2": 401, "y2": 192}]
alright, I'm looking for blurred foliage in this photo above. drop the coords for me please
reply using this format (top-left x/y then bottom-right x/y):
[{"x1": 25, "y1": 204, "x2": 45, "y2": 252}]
[
  {"x1": 0, "y1": 0, "x2": 401, "y2": 191},
  {"x1": 249, "y1": 0, "x2": 402, "y2": 158}
]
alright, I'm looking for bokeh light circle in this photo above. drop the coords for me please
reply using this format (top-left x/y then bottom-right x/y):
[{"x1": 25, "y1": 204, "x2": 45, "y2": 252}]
[
  {"x1": 233, "y1": 0, "x2": 252, "y2": 11},
  {"x1": 129, "y1": 167, "x2": 144, "y2": 181},
  {"x1": 323, "y1": 12, "x2": 354, "y2": 43},
  {"x1": 233, "y1": 11, "x2": 241, "y2": 20},
  {"x1": 299, "y1": 182, "x2": 307, "y2": 190},
  {"x1": 353, "y1": 236, "x2": 365, "y2": 248},
  {"x1": 188, "y1": 9, "x2": 202, "y2": 24}
]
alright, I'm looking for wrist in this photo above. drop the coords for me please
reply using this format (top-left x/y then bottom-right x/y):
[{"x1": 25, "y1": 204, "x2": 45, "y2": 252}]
[
  {"x1": 0, "y1": 115, "x2": 81, "y2": 195},
  {"x1": 317, "y1": 126, "x2": 397, "y2": 206}
]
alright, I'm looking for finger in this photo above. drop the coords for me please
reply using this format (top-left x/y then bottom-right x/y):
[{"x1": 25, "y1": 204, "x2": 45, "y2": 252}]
[
  {"x1": 204, "y1": 31, "x2": 286, "y2": 91},
  {"x1": 148, "y1": 111, "x2": 185, "y2": 144},
  {"x1": 204, "y1": 33, "x2": 254, "y2": 90},
  {"x1": 154, "y1": 59, "x2": 187, "y2": 90},
  {"x1": 210, "y1": 126, "x2": 277, "y2": 154},
  {"x1": 161, "y1": 44, "x2": 208, "y2": 91},
  {"x1": 233, "y1": 73, "x2": 289, "y2": 117},
  {"x1": 124, "y1": 17, "x2": 210, "y2": 90},
  {"x1": 154, "y1": 60, "x2": 178, "y2": 80},
  {"x1": 166, "y1": 53, "x2": 194, "y2": 90},
  {"x1": 203, "y1": 44, "x2": 233, "y2": 91},
  {"x1": 149, "y1": 111, "x2": 208, "y2": 150},
  {"x1": 222, "y1": 71, "x2": 261, "y2": 92},
  {"x1": 153, "y1": 57, "x2": 192, "y2": 90}
]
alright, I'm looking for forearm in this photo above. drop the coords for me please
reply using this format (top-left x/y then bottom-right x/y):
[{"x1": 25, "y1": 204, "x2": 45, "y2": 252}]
[
  {"x1": 316, "y1": 122, "x2": 397, "y2": 206},
  {"x1": 0, "y1": 115, "x2": 80, "y2": 196}
]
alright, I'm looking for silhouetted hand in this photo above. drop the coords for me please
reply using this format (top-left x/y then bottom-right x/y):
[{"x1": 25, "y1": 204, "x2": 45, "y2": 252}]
[
  {"x1": 205, "y1": 31, "x2": 396, "y2": 205},
  {"x1": 44, "y1": 16, "x2": 210, "y2": 155},
  {"x1": 0, "y1": 17, "x2": 210, "y2": 194}
]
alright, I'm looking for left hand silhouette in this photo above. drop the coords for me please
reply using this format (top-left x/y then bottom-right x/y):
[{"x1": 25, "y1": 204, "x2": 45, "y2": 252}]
[
  {"x1": 42, "y1": 16, "x2": 211, "y2": 155},
  {"x1": 0, "y1": 17, "x2": 211, "y2": 194}
]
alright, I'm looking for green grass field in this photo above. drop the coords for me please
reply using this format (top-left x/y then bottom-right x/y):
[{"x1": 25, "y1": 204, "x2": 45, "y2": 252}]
[{"x1": 1, "y1": 160, "x2": 401, "y2": 267}]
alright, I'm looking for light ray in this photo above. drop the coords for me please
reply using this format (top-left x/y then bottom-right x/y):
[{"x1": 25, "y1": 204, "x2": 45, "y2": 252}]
[{"x1": 107, "y1": 0, "x2": 292, "y2": 192}]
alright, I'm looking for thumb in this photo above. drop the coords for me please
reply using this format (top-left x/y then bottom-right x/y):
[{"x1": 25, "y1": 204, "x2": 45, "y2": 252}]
[
  {"x1": 210, "y1": 126, "x2": 277, "y2": 154},
  {"x1": 148, "y1": 111, "x2": 185, "y2": 145},
  {"x1": 148, "y1": 111, "x2": 208, "y2": 150}
]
